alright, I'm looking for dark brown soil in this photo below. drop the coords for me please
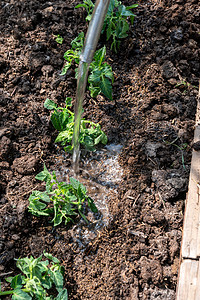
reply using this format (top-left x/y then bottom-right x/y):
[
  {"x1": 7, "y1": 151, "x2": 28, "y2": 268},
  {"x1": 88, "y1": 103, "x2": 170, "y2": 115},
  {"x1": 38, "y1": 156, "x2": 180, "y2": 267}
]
[{"x1": 0, "y1": 0, "x2": 199, "y2": 299}]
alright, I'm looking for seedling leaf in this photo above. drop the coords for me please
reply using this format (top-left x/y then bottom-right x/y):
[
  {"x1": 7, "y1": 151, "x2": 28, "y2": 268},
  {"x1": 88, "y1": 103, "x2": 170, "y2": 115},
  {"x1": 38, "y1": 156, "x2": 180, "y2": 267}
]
[
  {"x1": 44, "y1": 98, "x2": 57, "y2": 110},
  {"x1": 12, "y1": 289, "x2": 32, "y2": 300},
  {"x1": 56, "y1": 289, "x2": 68, "y2": 300},
  {"x1": 43, "y1": 252, "x2": 60, "y2": 264}
]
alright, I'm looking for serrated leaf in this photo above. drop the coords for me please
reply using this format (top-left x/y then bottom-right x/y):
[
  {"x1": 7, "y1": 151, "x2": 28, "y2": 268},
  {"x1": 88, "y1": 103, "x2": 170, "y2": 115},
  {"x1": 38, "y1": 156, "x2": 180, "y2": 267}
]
[
  {"x1": 10, "y1": 274, "x2": 23, "y2": 289},
  {"x1": 69, "y1": 178, "x2": 80, "y2": 190},
  {"x1": 12, "y1": 289, "x2": 32, "y2": 300},
  {"x1": 88, "y1": 69, "x2": 101, "y2": 84},
  {"x1": 51, "y1": 270, "x2": 63, "y2": 292},
  {"x1": 71, "y1": 32, "x2": 84, "y2": 50},
  {"x1": 5, "y1": 276, "x2": 14, "y2": 283},
  {"x1": 56, "y1": 289, "x2": 68, "y2": 300},
  {"x1": 29, "y1": 191, "x2": 50, "y2": 203},
  {"x1": 100, "y1": 77, "x2": 113, "y2": 100},
  {"x1": 43, "y1": 252, "x2": 60, "y2": 264},
  {"x1": 106, "y1": 22, "x2": 113, "y2": 41},
  {"x1": 35, "y1": 165, "x2": 51, "y2": 182},
  {"x1": 55, "y1": 35, "x2": 63, "y2": 45},
  {"x1": 55, "y1": 130, "x2": 73, "y2": 144},
  {"x1": 60, "y1": 63, "x2": 71, "y2": 76},
  {"x1": 44, "y1": 99, "x2": 57, "y2": 110}
]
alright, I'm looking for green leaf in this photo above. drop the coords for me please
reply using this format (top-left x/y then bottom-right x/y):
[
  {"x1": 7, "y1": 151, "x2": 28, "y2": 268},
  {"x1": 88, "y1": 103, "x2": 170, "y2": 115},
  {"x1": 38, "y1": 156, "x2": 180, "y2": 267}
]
[
  {"x1": 88, "y1": 69, "x2": 101, "y2": 84},
  {"x1": 55, "y1": 35, "x2": 64, "y2": 45},
  {"x1": 75, "y1": 3, "x2": 87, "y2": 8},
  {"x1": 94, "y1": 132, "x2": 107, "y2": 145},
  {"x1": 10, "y1": 275, "x2": 23, "y2": 290},
  {"x1": 43, "y1": 252, "x2": 60, "y2": 264},
  {"x1": 55, "y1": 130, "x2": 73, "y2": 145},
  {"x1": 12, "y1": 289, "x2": 32, "y2": 300},
  {"x1": 35, "y1": 164, "x2": 51, "y2": 182},
  {"x1": 100, "y1": 77, "x2": 113, "y2": 100},
  {"x1": 87, "y1": 197, "x2": 98, "y2": 213},
  {"x1": 88, "y1": 84, "x2": 101, "y2": 98},
  {"x1": 69, "y1": 178, "x2": 80, "y2": 190},
  {"x1": 61, "y1": 63, "x2": 71, "y2": 76},
  {"x1": 44, "y1": 99, "x2": 57, "y2": 110},
  {"x1": 29, "y1": 191, "x2": 50, "y2": 203},
  {"x1": 93, "y1": 46, "x2": 106, "y2": 65},
  {"x1": 53, "y1": 213, "x2": 63, "y2": 226},
  {"x1": 65, "y1": 97, "x2": 72, "y2": 107},
  {"x1": 56, "y1": 289, "x2": 68, "y2": 300},
  {"x1": 71, "y1": 32, "x2": 84, "y2": 50},
  {"x1": 51, "y1": 270, "x2": 64, "y2": 292},
  {"x1": 126, "y1": 4, "x2": 139, "y2": 9},
  {"x1": 106, "y1": 22, "x2": 113, "y2": 40}
]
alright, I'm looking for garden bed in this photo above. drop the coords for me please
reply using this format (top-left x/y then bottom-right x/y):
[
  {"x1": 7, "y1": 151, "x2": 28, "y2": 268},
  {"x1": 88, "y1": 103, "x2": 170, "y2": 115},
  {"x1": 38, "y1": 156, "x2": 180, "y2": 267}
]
[{"x1": 0, "y1": 0, "x2": 199, "y2": 299}]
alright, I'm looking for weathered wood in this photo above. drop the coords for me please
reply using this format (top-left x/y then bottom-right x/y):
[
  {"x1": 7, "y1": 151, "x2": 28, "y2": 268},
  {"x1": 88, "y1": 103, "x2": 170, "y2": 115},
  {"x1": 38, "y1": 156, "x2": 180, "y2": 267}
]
[
  {"x1": 176, "y1": 85, "x2": 200, "y2": 300},
  {"x1": 176, "y1": 260, "x2": 200, "y2": 300},
  {"x1": 181, "y1": 93, "x2": 200, "y2": 259}
]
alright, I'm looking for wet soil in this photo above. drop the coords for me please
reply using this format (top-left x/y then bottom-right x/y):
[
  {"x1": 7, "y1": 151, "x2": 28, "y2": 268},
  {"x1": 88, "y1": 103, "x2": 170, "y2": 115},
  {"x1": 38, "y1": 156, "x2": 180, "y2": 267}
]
[{"x1": 0, "y1": 0, "x2": 200, "y2": 299}]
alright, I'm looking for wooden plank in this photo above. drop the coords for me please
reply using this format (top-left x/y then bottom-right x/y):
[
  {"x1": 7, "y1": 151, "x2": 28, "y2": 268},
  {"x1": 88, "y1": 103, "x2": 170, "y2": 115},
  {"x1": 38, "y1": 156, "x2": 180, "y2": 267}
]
[
  {"x1": 176, "y1": 85, "x2": 200, "y2": 299},
  {"x1": 181, "y1": 91, "x2": 200, "y2": 259},
  {"x1": 176, "y1": 260, "x2": 199, "y2": 300}
]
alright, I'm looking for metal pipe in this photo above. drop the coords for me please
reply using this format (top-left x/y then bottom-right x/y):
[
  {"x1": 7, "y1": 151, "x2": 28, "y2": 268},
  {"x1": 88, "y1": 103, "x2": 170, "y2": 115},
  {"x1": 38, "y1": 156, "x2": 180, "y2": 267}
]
[{"x1": 80, "y1": 0, "x2": 111, "y2": 64}]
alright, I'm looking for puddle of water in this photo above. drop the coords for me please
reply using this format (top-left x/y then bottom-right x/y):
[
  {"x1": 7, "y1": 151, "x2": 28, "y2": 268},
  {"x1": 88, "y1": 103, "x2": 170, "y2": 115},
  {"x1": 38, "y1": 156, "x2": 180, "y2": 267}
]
[{"x1": 54, "y1": 144, "x2": 123, "y2": 249}]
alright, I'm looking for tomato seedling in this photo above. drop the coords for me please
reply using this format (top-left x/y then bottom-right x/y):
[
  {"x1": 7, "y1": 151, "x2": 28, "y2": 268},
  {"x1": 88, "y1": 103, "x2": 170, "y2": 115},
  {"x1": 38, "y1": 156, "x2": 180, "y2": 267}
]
[
  {"x1": 76, "y1": 0, "x2": 138, "y2": 52},
  {"x1": 0, "y1": 252, "x2": 68, "y2": 299},
  {"x1": 44, "y1": 98, "x2": 107, "y2": 152},
  {"x1": 28, "y1": 164, "x2": 98, "y2": 226}
]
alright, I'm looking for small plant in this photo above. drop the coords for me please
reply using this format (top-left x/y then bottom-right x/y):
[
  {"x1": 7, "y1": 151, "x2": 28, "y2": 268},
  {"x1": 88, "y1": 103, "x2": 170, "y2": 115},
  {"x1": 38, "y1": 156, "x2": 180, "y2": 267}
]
[
  {"x1": 55, "y1": 34, "x2": 64, "y2": 45},
  {"x1": 0, "y1": 252, "x2": 68, "y2": 299},
  {"x1": 61, "y1": 32, "x2": 84, "y2": 76},
  {"x1": 164, "y1": 137, "x2": 188, "y2": 169},
  {"x1": 75, "y1": 0, "x2": 94, "y2": 22},
  {"x1": 44, "y1": 98, "x2": 107, "y2": 152},
  {"x1": 88, "y1": 46, "x2": 114, "y2": 100},
  {"x1": 28, "y1": 164, "x2": 98, "y2": 226},
  {"x1": 76, "y1": 0, "x2": 138, "y2": 52},
  {"x1": 61, "y1": 33, "x2": 113, "y2": 100},
  {"x1": 175, "y1": 80, "x2": 198, "y2": 92}
]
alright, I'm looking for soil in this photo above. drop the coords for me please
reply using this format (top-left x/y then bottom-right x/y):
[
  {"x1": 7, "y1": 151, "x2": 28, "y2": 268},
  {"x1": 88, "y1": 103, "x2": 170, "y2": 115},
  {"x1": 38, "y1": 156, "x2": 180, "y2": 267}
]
[{"x1": 0, "y1": 0, "x2": 199, "y2": 299}]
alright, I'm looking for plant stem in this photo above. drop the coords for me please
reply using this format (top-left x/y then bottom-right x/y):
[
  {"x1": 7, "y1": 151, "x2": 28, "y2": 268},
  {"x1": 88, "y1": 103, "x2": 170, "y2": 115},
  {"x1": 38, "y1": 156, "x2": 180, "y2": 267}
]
[{"x1": 0, "y1": 288, "x2": 29, "y2": 296}]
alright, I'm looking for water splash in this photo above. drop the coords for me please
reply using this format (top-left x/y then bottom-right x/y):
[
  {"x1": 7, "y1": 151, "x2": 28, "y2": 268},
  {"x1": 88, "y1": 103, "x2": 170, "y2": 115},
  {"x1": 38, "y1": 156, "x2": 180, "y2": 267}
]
[{"x1": 54, "y1": 144, "x2": 123, "y2": 249}]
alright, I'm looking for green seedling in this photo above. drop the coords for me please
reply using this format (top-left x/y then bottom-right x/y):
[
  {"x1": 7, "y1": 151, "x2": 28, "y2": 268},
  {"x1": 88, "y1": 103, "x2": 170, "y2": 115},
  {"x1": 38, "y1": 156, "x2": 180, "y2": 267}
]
[
  {"x1": 175, "y1": 80, "x2": 198, "y2": 92},
  {"x1": 164, "y1": 137, "x2": 188, "y2": 169},
  {"x1": 28, "y1": 164, "x2": 98, "y2": 226},
  {"x1": 88, "y1": 46, "x2": 114, "y2": 100},
  {"x1": 75, "y1": 0, "x2": 94, "y2": 22},
  {"x1": 0, "y1": 252, "x2": 68, "y2": 299},
  {"x1": 55, "y1": 34, "x2": 64, "y2": 45},
  {"x1": 44, "y1": 98, "x2": 107, "y2": 152},
  {"x1": 76, "y1": 0, "x2": 138, "y2": 52},
  {"x1": 61, "y1": 32, "x2": 84, "y2": 76},
  {"x1": 61, "y1": 32, "x2": 114, "y2": 100}
]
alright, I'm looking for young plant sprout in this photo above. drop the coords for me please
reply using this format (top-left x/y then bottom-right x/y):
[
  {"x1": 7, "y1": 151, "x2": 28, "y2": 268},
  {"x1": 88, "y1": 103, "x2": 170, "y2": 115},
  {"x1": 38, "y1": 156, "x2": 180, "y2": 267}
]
[
  {"x1": 0, "y1": 252, "x2": 68, "y2": 299},
  {"x1": 44, "y1": 98, "x2": 107, "y2": 152},
  {"x1": 28, "y1": 164, "x2": 98, "y2": 226}
]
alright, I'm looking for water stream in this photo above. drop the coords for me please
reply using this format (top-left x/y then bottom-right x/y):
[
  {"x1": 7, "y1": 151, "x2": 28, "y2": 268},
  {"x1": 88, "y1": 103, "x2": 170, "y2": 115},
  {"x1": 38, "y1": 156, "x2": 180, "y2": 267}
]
[
  {"x1": 72, "y1": 0, "x2": 111, "y2": 174},
  {"x1": 72, "y1": 61, "x2": 90, "y2": 174}
]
